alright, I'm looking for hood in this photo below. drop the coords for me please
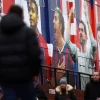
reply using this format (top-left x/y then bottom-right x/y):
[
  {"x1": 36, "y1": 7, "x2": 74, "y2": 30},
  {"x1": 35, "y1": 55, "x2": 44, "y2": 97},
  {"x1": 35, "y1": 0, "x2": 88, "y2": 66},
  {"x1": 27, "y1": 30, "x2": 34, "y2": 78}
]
[
  {"x1": 55, "y1": 84, "x2": 73, "y2": 94},
  {"x1": 0, "y1": 14, "x2": 25, "y2": 33}
]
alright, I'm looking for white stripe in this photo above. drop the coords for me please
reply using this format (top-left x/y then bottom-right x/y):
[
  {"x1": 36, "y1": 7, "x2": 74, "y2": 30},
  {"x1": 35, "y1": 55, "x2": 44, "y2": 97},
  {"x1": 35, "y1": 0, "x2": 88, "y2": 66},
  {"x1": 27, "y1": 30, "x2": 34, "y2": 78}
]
[
  {"x1": 37, "y1": 5, "x2": 42, "y2": 34},
  {"x1": 23, "y1": 0, "x2": 30, "y2": 27},
  {"x1": 47, "y1": 44, "x2": 53, "y2": 57},
  {"x1": 15, "y1": 0, "x2": 22, "y2": 6},
  {"x1": 15, "y1": 0, "x2": 30, "y2": 27}
]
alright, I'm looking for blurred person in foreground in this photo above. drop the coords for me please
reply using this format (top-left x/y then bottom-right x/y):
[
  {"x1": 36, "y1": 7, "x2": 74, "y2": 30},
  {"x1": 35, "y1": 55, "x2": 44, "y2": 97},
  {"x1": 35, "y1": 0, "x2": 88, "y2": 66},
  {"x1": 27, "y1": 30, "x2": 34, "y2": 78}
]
[
  {"x1": 0, "y1": 5, "x2": 42, "y2": 100},
  {"x1": 84, "y1": 71, "x2": 100, "y2": 100},
  {"x1": 55, "y1": 77, "x2": 76, "y2": 100}
]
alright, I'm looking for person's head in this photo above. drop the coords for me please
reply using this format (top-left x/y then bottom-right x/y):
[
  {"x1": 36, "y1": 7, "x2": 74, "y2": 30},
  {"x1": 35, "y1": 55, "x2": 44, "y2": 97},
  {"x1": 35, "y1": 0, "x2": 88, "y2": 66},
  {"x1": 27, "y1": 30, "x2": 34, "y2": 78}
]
[
  {"x1": 53, "y1": 7, "x2": 64, "y2": 40},
  {"x1": 79, "y1": 20, "x2": 87, "y2": 45},
  {"x1": 92, "y1": 71, "x2": 100, "y2": 81},
  {"x1": 97, "y1": 23, "x2": 100, "y2": 44},
  {"x1": 29, "y1": 0, "x2": 38, "y2": 29},
  {"x1": 8, "y1": 5, "x2": 23, "y2": 19},
  {"x1": 59, "y1": 77, "x2": 67, "y2": 89}
]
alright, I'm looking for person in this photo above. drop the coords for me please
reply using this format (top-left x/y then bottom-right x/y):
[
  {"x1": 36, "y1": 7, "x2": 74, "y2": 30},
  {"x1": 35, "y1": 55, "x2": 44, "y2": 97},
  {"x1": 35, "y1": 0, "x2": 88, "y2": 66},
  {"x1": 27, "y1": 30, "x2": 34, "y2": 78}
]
[
  {"x1": 28, "y1": 0, "x2": 51, "y2": 84},
  {"x1": 65, "y1": 7, "x2": 97, "y2": 90},
  {"x1": 84, "y1": 71, "x2": 100, "y2": 100},
  {"x1": 29, "y1": 0, "x2": 49, "y2": 65},
  {"x1": 65, "y1": 7, "x2": 97, "y2": 76},
  {"x1": 51, "y1": 7, "x2": 75, "y2": 87},
  {"x1": 55, "y1": 77, "x2": 76, "y2": 100},
  {"x1": 0, "y1": 5, "x2": 42, "y2": 100}
]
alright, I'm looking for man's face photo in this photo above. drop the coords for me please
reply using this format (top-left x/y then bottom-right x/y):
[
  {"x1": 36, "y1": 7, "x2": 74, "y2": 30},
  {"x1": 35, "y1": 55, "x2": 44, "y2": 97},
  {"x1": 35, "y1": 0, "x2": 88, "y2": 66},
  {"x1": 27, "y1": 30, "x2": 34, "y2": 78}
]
[
  {"x1": 29, "y1": 0, "x2": 38, "y2": 27},
  {"x1": 79, "y1": 23, "x2": 87, "y2": 44},
  {"x1": 53, "y1": 11, "x2": 62, "y2": 40}
]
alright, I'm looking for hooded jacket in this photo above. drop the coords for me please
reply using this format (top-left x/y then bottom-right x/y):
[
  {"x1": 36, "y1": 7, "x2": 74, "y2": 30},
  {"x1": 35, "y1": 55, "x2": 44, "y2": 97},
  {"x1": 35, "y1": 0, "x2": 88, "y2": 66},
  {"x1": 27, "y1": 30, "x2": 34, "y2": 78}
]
[
  {"x1": 55, "y1": 84, "x2": 76, "y2": 100},
  {"x1": 84, "y1": 79, "x2": 100, "y2": 100},
  {"x1": 0, "y1": 14, "x2": 42, "y2": 84}
]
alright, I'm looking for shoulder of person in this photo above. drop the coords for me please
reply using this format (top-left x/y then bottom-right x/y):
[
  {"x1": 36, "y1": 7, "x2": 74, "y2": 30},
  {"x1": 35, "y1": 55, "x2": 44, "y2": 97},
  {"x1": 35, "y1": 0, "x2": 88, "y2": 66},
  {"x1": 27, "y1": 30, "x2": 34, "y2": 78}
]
[
  {"x1": 85, "y1": 81, "x2": 92, "y2": 89},
  {"x1": 55, "y1": 84, "x2": 73, "y2": 94},
  {"x1": 22, "y1": 26, "x2": 37, "y2": 38},
  {"x1": 67, "y1": 84, "x2": 73, "y2": 91}
]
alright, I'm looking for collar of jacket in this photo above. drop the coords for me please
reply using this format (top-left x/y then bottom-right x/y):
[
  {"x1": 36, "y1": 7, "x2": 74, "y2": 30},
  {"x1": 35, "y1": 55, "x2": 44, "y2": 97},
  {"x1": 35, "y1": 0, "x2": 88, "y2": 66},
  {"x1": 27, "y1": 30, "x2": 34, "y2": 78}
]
[{"x1": 55, "y1": 84, "x2": 73, "y2": 95}]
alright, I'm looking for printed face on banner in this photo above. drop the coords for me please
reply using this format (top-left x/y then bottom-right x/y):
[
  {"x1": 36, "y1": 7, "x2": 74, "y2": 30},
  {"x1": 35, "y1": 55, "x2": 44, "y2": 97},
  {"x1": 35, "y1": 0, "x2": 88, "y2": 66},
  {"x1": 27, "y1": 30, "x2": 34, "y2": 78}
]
[
  {"x1": 53, "y1": 9, "x2": 64, "y2": 40},
  {"x1": 29, "y1": 0, "x2": 38, "y2": 29},
  {"x1": 27, "y1": 0, "x2": 42, "y2": 34},
  {"x1": 79, "y1": 22, "x2": 87, "y2": 45}
]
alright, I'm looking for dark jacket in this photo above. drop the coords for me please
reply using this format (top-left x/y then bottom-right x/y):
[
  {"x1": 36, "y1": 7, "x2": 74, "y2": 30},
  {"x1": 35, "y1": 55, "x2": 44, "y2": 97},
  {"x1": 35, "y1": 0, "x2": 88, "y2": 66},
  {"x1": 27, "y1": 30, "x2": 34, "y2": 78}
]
[
  {"x1": 55, "y1": 84, "x2": 76, "y2": 100},
  {"x1": 0, "y1": 14, "x2": 42, "y2": 84},
  {"x1": 84, "y1": 79, "x2": 100, "y2": 100},
  {"x1": 36, "y1": 85, "x2": 48, "y2": 100}
]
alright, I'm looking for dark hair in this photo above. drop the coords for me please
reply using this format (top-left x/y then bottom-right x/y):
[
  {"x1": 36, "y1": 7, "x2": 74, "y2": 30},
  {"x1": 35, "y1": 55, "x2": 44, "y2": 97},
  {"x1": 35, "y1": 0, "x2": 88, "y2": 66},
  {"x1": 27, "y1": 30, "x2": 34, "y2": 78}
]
[
  {"x1": 55, "y1": 8, "x2": 65, "y2": 36},
  {"x1": 8, "y1": 5, "x2": 23, "y2": 18},
  {"x1": 31, "y1": 0, "x2": 38, "y2": 14},
  {"x1": 97, "y1": 24, "x2": 100, "y2": 31},
  {"x1": 79, "y1": 20, "x2": 87, "y2": 35}
]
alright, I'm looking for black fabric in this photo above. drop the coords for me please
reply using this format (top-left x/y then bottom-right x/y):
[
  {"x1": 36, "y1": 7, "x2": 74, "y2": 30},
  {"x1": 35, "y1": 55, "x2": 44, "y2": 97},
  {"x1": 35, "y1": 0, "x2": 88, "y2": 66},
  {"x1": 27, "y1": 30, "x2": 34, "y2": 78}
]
[
  {"x1": 0, "y1": 14, "x2": 42, "y2": 84},
  {"x1": 84, "y1": 79, "x2": 100, "y2": 100},
  {"x1": 55, "y1": 89, "x2": 76, "y2": 100},
  {"x1": 36, "y1": 85, "x2": 48, "y2": 100}
]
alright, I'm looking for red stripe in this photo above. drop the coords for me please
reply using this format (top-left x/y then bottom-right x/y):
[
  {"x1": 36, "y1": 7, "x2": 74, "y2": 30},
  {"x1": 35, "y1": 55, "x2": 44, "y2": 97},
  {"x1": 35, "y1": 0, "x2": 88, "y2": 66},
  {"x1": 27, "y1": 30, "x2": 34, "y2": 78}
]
[
  {"x1": 70, "y1": 35, "x2": 75, "y2": 43},
  {"x1": 3, "y1": 0, "x2": 15, "y2": 13},
  {"x1": 80, "y1": 0, "x2": 82, "y2": 20},
  {"x1": 90, "y1": 4, "x2": 96, "y2": 39},
  {"x1": 69, "y1": 2, "x2": 74, "y2": 23},
  {"x1": 66, "y1": 1, "x2": 74, "y2": 23},
  {"x1": 60, "y1": 0, "x2": 62, "y2": 11}
]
